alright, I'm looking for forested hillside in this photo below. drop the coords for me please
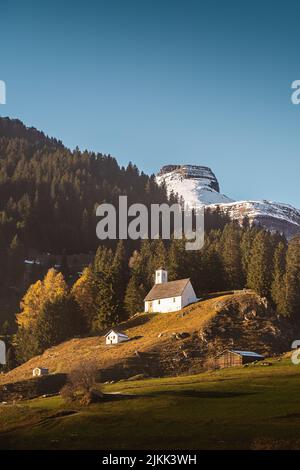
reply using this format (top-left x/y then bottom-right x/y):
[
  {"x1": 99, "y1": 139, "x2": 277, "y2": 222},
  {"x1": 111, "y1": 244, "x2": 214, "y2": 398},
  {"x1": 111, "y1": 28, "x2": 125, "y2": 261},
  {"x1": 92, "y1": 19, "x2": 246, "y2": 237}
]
[
  {"x1": 0, "y1": 117, "x2": 170, "y2": 288},
  {"x1": 14, "y1": 224, "x2": 300, "y2": 364},
  {"x1": 1, "y1": 117, "x2": 300, "y2": 369}
]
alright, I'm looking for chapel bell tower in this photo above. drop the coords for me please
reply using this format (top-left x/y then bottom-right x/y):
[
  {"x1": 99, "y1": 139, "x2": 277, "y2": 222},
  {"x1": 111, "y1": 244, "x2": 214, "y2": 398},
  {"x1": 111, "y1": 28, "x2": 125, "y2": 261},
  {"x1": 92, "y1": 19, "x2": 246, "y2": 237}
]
[{"x1": 155, "y1": 267, "x2": 168, "y2": 284}]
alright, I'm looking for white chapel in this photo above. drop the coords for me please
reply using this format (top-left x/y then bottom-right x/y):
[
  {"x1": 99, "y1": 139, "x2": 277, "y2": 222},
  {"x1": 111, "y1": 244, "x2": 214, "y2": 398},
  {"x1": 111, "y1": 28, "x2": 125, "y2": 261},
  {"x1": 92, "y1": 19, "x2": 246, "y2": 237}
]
[{"x1": 144, "y1": 267, "x2": 197, "y2": 313}]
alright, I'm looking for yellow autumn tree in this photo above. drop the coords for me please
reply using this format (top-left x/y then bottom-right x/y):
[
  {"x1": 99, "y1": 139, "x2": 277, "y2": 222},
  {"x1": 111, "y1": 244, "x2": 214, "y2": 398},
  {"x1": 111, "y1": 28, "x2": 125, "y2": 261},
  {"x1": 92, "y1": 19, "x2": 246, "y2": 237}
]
[
  {"x1": 17, "y1": 268, "x2": 68, "y2": 329},
  {"x1": 16, "y1": 280, "x2": 43, "y2": 329},
  {"x1": 71, "y1": 266, "x2": 95, "y2": 330},
  {"x1": 42, "y1": 268, "x2": 68, "y2": 304}
]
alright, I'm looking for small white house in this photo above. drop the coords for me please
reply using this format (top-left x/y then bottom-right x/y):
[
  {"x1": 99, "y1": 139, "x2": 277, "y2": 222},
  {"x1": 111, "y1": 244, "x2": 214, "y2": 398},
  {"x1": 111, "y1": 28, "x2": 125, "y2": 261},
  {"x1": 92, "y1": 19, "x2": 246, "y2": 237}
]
[
  {"x1": 32, "y1": 367, "x2": 49, "y2": 377},
  {"x1": 105, "y1": 329, "x2": 129, "y2": 345},
  {"x1": 144, "y1": 267, "x2": 197, "y2": 313},
  {"x1": 0, "y1": 340, "x2": 6, "y2": 365}
]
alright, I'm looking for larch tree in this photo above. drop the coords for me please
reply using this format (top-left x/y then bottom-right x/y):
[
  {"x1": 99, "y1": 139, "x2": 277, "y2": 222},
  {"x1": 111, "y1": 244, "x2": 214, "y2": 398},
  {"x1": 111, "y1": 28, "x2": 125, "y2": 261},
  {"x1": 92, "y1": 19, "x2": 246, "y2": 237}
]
[
  {"x1": 71, "y1": 265, "x2": 96, "y2": 331},
  {"x1": 16, "y1": 279, "x2": 44, "y2": 329},
  {"x1": 16, "y1": 268, "x2": 69, "y2": 361}
]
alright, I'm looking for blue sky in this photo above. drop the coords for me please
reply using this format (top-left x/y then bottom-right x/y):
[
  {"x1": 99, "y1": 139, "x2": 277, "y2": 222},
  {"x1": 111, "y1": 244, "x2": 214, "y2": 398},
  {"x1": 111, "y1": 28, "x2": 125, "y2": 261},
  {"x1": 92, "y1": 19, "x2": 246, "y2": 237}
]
[{"x1": 1, "y1": 0, "x2": 300, "y2": 206}]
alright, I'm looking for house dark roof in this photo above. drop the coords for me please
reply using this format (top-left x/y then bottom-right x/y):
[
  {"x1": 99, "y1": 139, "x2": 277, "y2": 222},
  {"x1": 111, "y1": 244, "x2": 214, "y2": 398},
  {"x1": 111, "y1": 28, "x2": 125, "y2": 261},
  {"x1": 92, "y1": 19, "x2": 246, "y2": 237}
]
[
  {"x1": 217, "y1": 349, "x2": 264, "y2": 358},
  {"x1": 231, "y1": 350, "x2": 264, "y2": 358},
  {"x1": 144, "y1": 279, "x2": 190, "y2": 301}
]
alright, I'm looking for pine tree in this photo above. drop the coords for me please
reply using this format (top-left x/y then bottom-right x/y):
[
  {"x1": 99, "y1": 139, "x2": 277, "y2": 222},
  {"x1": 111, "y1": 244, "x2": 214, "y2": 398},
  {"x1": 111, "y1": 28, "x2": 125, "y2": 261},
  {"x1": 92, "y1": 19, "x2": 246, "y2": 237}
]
[
  {"x1": 60, "y1": 252, "x2": 70, "y2": 280},
  {"x1": 247, "y1": 231, "x2": 274, "y2": 297},
  {"x1": 112, "y1": 241, "x2": 129, "y2": 321},
  {"x1": 34, "y1": 296, "x2": 83, "y2": 352},
  {"x1": 147, "y1": 239, "x2": 167, "y2": 285},
  {"x1": 284, "y1": 236, "x2": 300, "y2": 319},
  {"x1": 168, "y1": 238, "x2": 189, "y2": 281},
  {"x1": 6, "y1": 346, "x2": 16, "y2": 371},
  {"x1": 201, "y1": 243, "x2": 225, "y2": 293},
  {"x1": 92, "y1": 246, "x2": 119, "y2": 331},
  {"x1": 271, "y1": 241, "x2": 287, "y2": 314},
  {"x1": 221, "y1": 223, "x2": 244, "y2": 289},
  {"x1": 93, "y1": 271, "x2": 118, "y2": 331},
  {"x1": 9, "y1": 234, "x2": 25, "y2": 282},
  {"x1": 0, "y1": 320, "x2": 10, "y2": 336},
  {"x1": 124, "y1": 276, "x2": 146, "y2": 317},
  {"x1": 16, "y1": 327, "x2": 40, "y2": 362},
  {"x1": 240, "y1": 226, "x2": 258, "y2": 278},
  {"x1": 133, "y1": 240, "x2": 153, "y2": 290}
]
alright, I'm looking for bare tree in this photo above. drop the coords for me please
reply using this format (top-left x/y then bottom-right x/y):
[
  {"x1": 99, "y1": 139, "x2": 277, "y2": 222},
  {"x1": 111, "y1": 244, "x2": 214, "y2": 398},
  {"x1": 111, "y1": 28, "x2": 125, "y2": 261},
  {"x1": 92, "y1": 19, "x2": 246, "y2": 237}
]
[{"x1": 60, "y1": 361, "x2": 102, "y2": 404}]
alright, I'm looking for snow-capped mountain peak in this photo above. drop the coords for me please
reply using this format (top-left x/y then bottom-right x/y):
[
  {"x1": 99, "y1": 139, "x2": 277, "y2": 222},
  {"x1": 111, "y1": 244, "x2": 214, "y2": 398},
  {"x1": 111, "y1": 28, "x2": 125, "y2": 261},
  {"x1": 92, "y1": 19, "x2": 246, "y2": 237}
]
[
  {"x1": 156, "y1": 164, "x2": 300, "y2": 239},
  {"x1": 156, "y1": 165, "x2": 234, "y2": 207}
]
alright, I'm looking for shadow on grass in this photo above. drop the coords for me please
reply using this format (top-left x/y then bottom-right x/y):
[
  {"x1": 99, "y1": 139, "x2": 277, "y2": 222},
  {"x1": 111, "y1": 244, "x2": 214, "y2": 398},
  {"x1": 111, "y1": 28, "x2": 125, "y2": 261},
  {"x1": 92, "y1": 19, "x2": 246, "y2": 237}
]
[
  {"x1": 274, "y1": 413, "x2": 300, "y2": 420},
  {"x1": 103, "y1": 389, "x2": 256, "y2": 400},
  {"x1": 121, "y1": 314, "x2": 153, "y2": 330},
  {"x1": 103, "y1": 393, "x2": 142, "y2": 401},
  {"x1": 145, "y1": 389, "x2": 256, "y2": 399}
]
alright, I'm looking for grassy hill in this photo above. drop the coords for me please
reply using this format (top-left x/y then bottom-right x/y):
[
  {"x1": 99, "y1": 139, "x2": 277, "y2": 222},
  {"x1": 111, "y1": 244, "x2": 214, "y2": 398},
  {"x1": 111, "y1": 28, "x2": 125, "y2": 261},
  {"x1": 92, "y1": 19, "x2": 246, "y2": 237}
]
[
  {"x1": 0, "y1": 292, "x2": 293, "y2": 387},
  {"x1": 0, "y1": 356, "x2": 300, "y2": 450}
]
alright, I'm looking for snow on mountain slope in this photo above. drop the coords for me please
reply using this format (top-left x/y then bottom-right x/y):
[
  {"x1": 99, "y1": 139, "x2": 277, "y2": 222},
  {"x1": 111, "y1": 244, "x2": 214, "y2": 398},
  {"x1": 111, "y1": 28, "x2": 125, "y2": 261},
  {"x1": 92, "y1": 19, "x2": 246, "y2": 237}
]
[
  {"x1": 156, "y1": 165, "x2": 234, "y2": 206},
  {"x1": 211, "y1": 200, "x2": 300, "y2": 239},
  {"x1": 156, "y1": 164, "x2": 300, "y2": 239}
]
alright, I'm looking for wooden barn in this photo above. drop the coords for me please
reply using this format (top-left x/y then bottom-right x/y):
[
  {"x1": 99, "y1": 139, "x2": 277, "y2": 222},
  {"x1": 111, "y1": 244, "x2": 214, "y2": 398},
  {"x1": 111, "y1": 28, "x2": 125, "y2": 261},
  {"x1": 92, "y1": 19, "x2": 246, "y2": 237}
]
[{"x1": 216, "y1": 350, "x2": 264, "y2": 368}]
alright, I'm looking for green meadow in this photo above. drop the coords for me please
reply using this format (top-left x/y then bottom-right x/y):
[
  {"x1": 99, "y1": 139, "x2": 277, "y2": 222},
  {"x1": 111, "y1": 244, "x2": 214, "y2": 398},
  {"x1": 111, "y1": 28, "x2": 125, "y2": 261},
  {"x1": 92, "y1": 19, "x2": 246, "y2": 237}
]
[{"x1": 1, "y1": 358, "x2": 300, "y2": 450}]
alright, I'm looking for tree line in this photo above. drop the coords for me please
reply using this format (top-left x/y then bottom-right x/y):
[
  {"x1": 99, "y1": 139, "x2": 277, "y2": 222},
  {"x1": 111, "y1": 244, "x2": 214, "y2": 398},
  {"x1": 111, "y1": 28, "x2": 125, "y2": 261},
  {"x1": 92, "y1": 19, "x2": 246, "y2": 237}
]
[
  {"x1": 15, "y1": 222, "x2": 300, "y2": 363},
  {"x1": 1, "y1": 118, "x2": 300, "y2": 366},
  {"x1": 0, "y1": 117, "x2": 171, "y2": 290}
]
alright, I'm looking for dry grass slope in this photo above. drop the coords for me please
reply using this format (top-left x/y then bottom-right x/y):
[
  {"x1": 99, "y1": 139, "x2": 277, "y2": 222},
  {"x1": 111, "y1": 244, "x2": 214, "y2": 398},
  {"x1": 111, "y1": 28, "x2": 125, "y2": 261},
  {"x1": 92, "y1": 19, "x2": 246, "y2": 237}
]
[
  {"x1": 1, "y1": 291, "x2": 289, "y2": 386},
  {"x1": 1, "y1": 295, "x2": 228, "y2": 385}
]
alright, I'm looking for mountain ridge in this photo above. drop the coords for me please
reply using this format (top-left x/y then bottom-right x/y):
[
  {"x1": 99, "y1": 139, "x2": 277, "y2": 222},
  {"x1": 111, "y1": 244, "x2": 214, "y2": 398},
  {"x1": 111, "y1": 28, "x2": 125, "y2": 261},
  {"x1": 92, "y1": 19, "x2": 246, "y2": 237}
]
[{"x1": 156, "y1": 164, "x2": 300, "y2": 239}]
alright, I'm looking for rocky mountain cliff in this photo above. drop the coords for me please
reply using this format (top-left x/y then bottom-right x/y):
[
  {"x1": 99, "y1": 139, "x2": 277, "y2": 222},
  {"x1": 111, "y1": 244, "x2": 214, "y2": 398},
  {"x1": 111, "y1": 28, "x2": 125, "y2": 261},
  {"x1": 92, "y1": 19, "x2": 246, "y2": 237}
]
[{"x1": 156, "y1": 164, "x2": 300, "y2": 239}]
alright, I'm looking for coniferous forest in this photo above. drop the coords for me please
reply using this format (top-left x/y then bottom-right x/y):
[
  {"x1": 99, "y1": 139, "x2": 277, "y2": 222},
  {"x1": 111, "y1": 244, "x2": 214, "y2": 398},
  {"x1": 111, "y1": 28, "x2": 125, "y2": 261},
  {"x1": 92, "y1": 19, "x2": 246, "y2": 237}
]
[{"x1": 1, "y1": 117, "x2": 300, "y2": 366}]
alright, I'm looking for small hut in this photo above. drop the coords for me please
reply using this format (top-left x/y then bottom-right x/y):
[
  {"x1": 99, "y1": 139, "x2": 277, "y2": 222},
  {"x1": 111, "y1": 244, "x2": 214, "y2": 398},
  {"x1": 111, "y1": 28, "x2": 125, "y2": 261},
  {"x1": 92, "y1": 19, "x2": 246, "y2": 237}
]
[
  {"x1": 216, "y1": 350, "x2": 264, "y2": 368},
  {"x1": 32, "y1": 367, "x2": 49, "y2": 377},
  {"x1": 0, "y1": 340, "x2": 6, "y2": 365},
  {"x1": 105, "y1": 329, "x2": 129, "y2": 345}
]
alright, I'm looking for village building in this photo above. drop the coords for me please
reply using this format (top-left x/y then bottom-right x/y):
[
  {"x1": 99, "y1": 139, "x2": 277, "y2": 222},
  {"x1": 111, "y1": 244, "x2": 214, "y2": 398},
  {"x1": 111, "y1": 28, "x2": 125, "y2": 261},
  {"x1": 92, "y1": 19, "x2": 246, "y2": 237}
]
[
  {"x1": 0, "y1": 340, "x2": 6, "y2": 365},
  {"x1": 105, "y1": 329, "x2": 129, "y2": 345},
  {"x1": 216, "y1": 350, "x2": 264, "y2": 369},
  {"x1": 144, "y1": 268, "x2": 197, "y2": 313},
  {"x1": 32, "y1": 367, "x2": 49, "y2": 377}
]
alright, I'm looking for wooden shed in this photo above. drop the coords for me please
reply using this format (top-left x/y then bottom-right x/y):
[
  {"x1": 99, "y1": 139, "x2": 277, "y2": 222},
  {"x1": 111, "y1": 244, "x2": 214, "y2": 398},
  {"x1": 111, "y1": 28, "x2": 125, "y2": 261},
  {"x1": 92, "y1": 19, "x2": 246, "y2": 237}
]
[
  {"x1": 105, "y1": 329, "x2": 129, "y2": 345},
  {"x1": 216, "y1": 350, "x2": 264, "y2": 369},
  {"x1": 32, "y1": 367, "x2": 49, "y2": 377}
]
